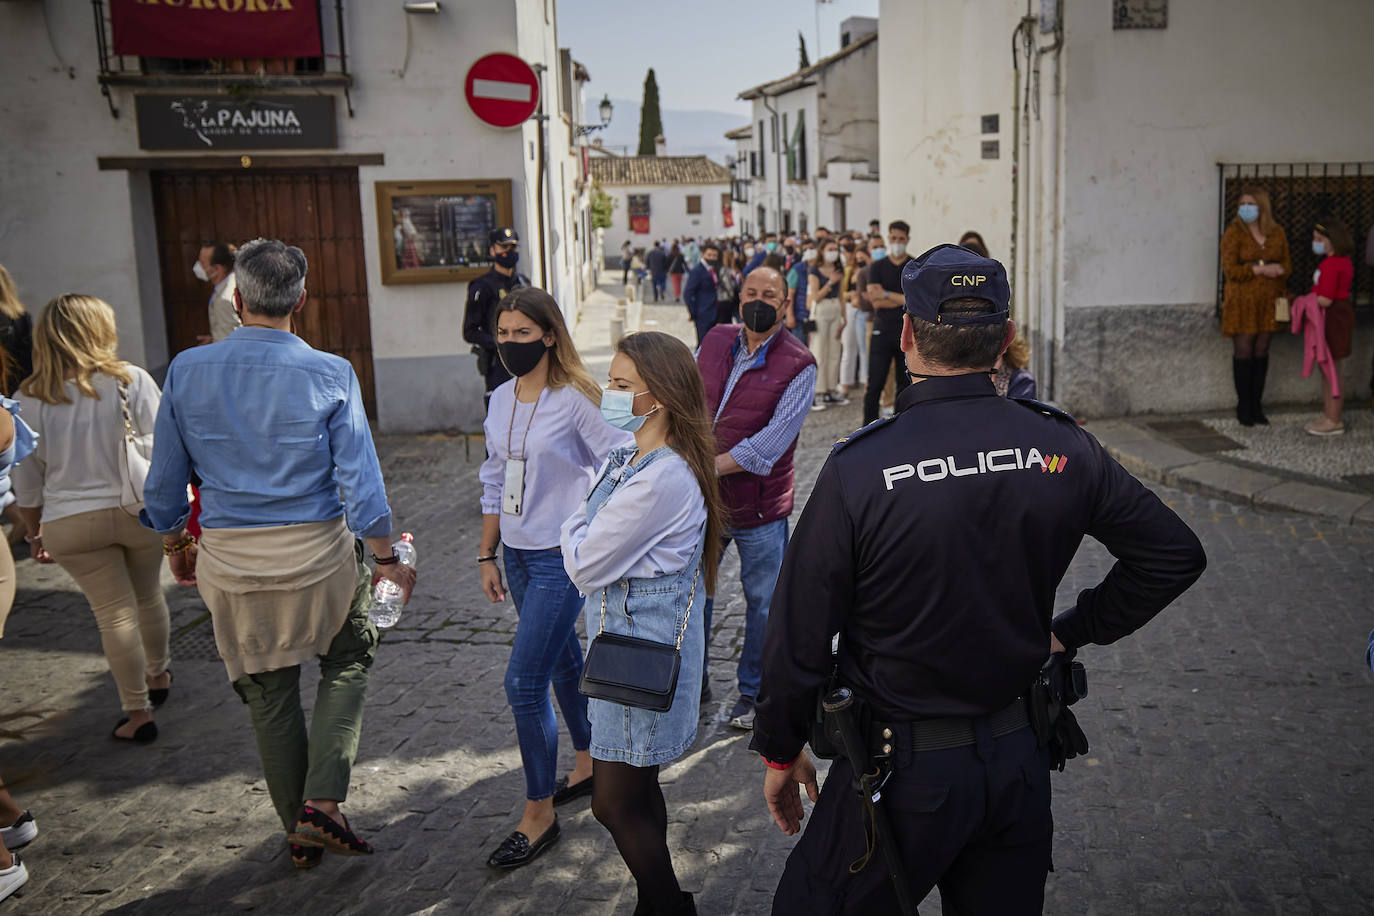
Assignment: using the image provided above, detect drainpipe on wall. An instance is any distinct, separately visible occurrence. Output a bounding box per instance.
[763,93,783,232]
[1037,1,1064,400]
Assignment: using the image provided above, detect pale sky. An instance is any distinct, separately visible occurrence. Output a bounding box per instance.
[556,0,880,116]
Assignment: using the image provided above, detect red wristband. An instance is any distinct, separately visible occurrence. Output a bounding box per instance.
[763,755,796,770]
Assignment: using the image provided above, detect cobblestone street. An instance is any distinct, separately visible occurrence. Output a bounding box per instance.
[1,289,1372,915]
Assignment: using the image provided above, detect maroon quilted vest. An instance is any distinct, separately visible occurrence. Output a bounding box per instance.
[697,324,816,529]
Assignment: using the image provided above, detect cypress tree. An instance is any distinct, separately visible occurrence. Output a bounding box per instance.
[637,68,664,156]
[798,31,810,68]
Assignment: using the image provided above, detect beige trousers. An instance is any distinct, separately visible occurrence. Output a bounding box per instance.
[43,507,170,712]
[809,297,845,395]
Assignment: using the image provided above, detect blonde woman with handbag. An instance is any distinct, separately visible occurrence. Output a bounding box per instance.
[13,295,171,744]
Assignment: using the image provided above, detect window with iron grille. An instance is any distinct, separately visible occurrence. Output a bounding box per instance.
[1216,163,1374,315]
[686,195,702,215]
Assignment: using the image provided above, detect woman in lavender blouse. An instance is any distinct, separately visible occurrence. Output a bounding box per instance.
[477,289,633,870]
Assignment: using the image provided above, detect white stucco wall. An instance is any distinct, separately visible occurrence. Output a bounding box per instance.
[0,0,590,433]
[598,182,730,255]
[816,163,879,233]
[876,0,1019,257]
[746,84,819,235]
[1060,0,1374,310]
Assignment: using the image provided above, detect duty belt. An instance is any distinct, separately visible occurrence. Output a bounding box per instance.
[871,698,1029,755]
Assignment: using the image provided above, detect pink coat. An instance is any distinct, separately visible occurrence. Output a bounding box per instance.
[1289,292,1340,397]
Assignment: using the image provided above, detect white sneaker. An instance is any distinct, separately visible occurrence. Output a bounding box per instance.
[0,812,35,850]
[810,399,827,411]
[0,854,27,904]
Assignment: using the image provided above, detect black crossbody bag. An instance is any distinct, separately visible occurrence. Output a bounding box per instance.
[579,565,699,713]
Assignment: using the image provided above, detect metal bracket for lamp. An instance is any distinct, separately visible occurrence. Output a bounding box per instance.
[575,95,613,136]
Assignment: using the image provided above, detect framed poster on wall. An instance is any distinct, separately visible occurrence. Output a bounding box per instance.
[375,179,513,284]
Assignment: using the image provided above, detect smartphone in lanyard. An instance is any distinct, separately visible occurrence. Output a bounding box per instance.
[502,458,526,516]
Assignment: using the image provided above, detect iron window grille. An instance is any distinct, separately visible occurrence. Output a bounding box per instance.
[91,0,353,117]
[1216,162,1373,316]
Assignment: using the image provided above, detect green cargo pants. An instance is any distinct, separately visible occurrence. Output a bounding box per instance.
[232,548,376,834]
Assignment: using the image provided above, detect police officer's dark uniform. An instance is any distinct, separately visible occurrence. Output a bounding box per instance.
[752,245,1207,914]
[462,226,530,399]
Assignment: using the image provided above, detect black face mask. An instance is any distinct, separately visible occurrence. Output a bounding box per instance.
[494,250,519,269]
[740,299,778,333]
[498,339,547,377]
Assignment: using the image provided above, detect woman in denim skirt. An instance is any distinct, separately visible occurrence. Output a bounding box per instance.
[562,332,724,916]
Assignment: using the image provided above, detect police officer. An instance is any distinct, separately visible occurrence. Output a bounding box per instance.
[463,227,530,405]
[751,244,1207,914]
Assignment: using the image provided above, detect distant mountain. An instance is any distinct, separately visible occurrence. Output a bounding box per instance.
[595,98,746,163]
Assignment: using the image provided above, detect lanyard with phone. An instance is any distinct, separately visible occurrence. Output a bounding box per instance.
[503,386,541,516]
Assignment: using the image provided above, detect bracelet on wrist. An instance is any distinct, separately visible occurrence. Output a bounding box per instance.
[763,755,797,771]
[373,554,400,566]
[162,535,195,556]
[477,554,498,564]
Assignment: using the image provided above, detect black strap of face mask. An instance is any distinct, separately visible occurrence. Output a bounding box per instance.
[904,369,997,382]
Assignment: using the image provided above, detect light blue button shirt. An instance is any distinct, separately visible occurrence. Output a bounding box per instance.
[142,327,391,538]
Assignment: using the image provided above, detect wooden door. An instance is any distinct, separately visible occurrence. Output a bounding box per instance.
[151,168,377,417]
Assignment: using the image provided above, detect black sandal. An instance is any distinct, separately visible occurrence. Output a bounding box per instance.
[111,718,158,744]
[287,805,373,856]
[290,843,323,869]
[149,669,174,708]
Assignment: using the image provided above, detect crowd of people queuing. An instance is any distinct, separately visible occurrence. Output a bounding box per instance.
[620,222,1042,420]
[0,193,1365,910]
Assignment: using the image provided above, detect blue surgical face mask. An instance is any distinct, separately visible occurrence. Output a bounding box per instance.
[1238,204,1259,224]
[1312,239,1327,256]
[600,388,657,432]
[870,247,887,261]
[765,241,778,253]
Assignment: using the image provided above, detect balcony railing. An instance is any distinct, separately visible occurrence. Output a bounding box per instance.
[92,0,352,115]
[1216,162,1373,314]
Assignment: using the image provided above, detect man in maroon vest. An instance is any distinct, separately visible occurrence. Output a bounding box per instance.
[697,266,818,729]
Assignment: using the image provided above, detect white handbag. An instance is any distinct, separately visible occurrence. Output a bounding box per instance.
[116,380,154,516]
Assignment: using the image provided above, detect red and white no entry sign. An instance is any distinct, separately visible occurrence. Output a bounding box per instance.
[464,53,540,128]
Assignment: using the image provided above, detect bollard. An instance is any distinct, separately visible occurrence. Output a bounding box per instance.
[610,298,628,346]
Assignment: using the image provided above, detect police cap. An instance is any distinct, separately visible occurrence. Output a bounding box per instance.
[902,243,1011,326]
[489,227,519,246]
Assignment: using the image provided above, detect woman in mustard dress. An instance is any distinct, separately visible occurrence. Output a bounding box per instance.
[1219,187,1290,425]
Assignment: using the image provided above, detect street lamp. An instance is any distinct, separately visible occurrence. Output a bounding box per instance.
[577,95,613,136]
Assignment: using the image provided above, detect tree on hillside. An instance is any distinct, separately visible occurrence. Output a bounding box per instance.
[637,68,664,156]
[798,31,810,68]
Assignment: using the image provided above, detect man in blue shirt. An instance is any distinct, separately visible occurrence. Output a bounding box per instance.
[785,244,815,346]
[743,232,777,277]
[143,238,415,868]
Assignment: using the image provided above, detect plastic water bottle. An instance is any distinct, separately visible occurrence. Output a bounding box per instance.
[369,533,416,628]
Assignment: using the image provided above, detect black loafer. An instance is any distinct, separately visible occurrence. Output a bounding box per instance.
[486,818,560,869]
[551,775,593,806]
[111,718,158,744]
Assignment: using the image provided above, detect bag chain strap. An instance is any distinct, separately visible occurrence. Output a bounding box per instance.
[118,381,137,443]
[598,562,700,651]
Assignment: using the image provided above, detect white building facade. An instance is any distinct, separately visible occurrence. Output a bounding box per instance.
[736,18,879,236]
[591,156,731,256]
[0,0,599,433]
[878,0,1374,416]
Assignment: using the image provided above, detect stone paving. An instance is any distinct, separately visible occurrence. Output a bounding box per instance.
[0,281,1372,914]
[1199,412,1373,486]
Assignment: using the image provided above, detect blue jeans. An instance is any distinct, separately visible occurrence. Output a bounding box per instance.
[701,518,789,701]
[503,547,591,801]
[651,273,667,301]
